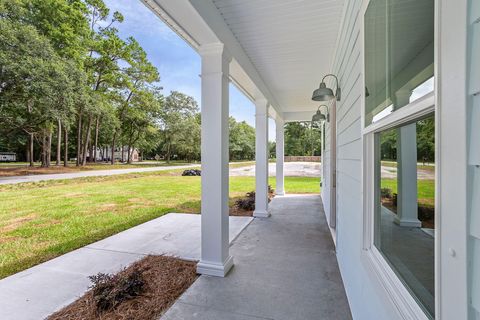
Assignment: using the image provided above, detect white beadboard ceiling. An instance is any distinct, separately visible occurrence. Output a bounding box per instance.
[212,0,345,113]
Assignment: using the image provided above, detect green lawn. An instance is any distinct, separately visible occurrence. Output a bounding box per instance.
[381,178,435,206]
[0,172,319,278]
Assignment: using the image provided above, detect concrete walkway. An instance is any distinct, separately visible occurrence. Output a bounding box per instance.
[0,164,199,185]
[162,195,352,320]
[0,213,253,320]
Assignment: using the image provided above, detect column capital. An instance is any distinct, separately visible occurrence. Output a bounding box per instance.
[199,43,231,60]
[254,98,269,115]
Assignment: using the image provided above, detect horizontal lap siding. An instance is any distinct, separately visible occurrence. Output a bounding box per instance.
[327,0,401,318]
[468,0,480,318]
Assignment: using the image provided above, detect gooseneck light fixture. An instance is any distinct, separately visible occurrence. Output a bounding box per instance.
[311,105,329,123]
[312,74,341,101]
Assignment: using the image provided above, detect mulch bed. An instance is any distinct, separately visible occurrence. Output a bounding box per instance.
[229,205,253,216]
[48,255,197,320]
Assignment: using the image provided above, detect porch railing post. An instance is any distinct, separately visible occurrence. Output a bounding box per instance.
[197,43,233,277]
[254,98,270,217]
[275,118,285,196]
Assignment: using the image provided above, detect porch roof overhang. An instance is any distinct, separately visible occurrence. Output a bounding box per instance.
[141,0,345,121]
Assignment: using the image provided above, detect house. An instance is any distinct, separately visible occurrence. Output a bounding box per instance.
[138,1,477,319]
[87,147,140,162]
[0,152,16,162]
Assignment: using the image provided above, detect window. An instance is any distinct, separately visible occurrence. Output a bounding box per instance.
[365,0,434,126]
[375,116,435,318]
[363,0,435,319]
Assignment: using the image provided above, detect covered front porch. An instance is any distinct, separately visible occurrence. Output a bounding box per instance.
[163,194,351,319]
[0,194,350,319]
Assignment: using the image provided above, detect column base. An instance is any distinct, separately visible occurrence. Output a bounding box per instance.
[394,217,422,228]
[275,192,285,196]
[197,255,234,277]
[253,210,271,218]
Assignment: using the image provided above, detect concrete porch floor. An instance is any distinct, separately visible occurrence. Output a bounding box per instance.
[162,194,352,320]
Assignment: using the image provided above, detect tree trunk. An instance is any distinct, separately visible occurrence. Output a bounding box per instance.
[46,130,52,167]
[81,116,92,166]
[121,146,125,163]
[41,132,47,167]
[28,133,34,167]
[64,127,68,167]
[93,117,99,163]
[111,137,116,165]
[127,145,131,164]
[166,143,171,163]
[76,111,83,166]
[56,119,62,166]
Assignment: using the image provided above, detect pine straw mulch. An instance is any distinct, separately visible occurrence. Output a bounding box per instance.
[47,255,198,320]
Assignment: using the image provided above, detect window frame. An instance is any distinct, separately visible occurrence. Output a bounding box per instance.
[360,0,439,319]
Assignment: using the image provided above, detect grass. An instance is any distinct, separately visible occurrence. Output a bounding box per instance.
[0,171,319,279]
[381,178,435,206]
[0,161,195,177]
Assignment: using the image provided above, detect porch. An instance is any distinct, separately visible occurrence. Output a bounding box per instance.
[0,194,350,320]
[162,194,351,320]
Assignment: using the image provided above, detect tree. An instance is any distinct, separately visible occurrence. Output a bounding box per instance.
[158,91,199,163]
[229,118,255,160]
[284,122,321,156]
[0,16,79,167]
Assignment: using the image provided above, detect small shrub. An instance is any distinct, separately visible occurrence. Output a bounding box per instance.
[392,193,398,207]
[380,188,393,199]
[418,205,435,221]
[89,270,145,313]
[235,186,276,211]
[182,169,201,176]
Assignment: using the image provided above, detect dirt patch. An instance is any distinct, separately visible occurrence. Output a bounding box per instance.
[229,206,253,216]
[48,255,197,320]
[0,214,37,232]
[0,236,20,244]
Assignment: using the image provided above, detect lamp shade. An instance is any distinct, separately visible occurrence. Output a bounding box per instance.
[312,82,335,101]
[311,110,326,122]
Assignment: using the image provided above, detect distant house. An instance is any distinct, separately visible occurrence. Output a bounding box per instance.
[0,152,16,162]
[87,147,140,162]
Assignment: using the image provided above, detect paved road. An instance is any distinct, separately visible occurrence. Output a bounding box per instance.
[0,162,322,185]
[0,164,199,185]
[229,161,321,177]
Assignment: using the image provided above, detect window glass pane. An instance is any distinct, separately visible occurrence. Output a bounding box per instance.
[374,115,435,318]
[365,0,434,126]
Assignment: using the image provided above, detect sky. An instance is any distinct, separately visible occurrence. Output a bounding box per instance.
[103,0,276,140]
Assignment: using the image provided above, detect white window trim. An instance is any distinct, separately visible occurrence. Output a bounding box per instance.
[360,0,437,319]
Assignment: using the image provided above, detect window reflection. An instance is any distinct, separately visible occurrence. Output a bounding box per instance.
[375,115,435,318]
[365,0,434,126]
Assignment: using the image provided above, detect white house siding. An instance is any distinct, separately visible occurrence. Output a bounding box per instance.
[468,1,480,318]
[323,0,403,318]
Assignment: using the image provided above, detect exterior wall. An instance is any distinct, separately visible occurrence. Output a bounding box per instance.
[468,1,480,318]
[323,0,403,318]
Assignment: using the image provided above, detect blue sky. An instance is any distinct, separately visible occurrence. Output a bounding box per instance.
[104,0,276,140]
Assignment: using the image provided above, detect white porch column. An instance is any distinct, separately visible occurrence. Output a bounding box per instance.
[275,118,285,196]
[394,90,421,227]
[197,43,233,277]
[254,98,270,217]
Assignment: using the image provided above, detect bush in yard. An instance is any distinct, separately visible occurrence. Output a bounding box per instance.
[381,188,393,199]
[235,186,275,211]
[89,270,145,313]
[182,169,201,176]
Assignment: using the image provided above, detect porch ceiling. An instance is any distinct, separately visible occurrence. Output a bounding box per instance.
[212,0,345,113]
[143,0,345,118]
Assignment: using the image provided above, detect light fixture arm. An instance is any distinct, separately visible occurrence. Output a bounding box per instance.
[319,74,341,101]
